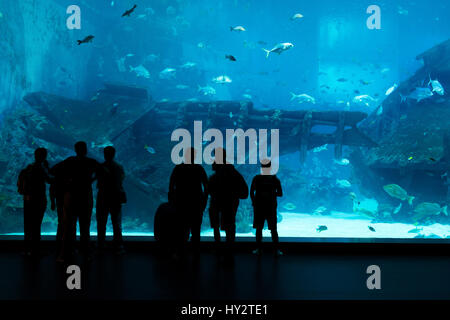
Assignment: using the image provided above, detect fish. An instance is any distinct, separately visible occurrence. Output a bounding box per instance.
[225,55,237,61]
[412,202,448,221]
[166,6,176,15]
[229,112,233,119]
[429,157,436,162]
[383,184,414,205]
[176,85,189,90]
[408,227,423,234]
[398,6,408,15]
[159,68,176,79]
[283,203,296,211]
[198,85,216,96]
[316,225,328,233]
[336,179,352,188]
[230,26,246,32]
[381,68,390,74]
[242,94,252,100]
[290,93,315,104]
[263,43,294,58]
[368,226,376,232]
[314,206,327,214]
[122,4,137,17]
[290,13,304,20]
[180,62,196,69]
[257,41,267,46]
[353,95,377,107]
[376,106,383,116]
[393,203,402,215]
[337,78,348,82]
[400,87,433,103]
[360,80,370,85]
[429,77,445,95]
[129,65,150,78]
[334,158,350,166]
[77,35,94,45]
[144,145,156,154]
[385,84,398,96]
[212,75,232,84]
[145,54,159,62]
[313,144,328,153]
[126,53,135,57]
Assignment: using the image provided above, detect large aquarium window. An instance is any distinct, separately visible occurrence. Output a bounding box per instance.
[0,0,449,240]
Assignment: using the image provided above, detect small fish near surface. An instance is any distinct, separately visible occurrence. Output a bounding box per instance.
[412,202,448,221]
[263,43,294,58]
[383,184,415,205]
[316,225,328,233]
[225,55,237,61]
[230,25,246,32]
[122,4,137,17]
[368,226,376,232]
[400,87,433,103]
[77,35,94,45]
[290,92,315,104]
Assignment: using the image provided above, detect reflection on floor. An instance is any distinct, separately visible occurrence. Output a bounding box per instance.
[1,243,450,300]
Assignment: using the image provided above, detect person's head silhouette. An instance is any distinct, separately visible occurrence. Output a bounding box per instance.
[261,158,272,175]
[184,147,197,164]
[214,147,226,165]
[74,141,87,157]
[34,148,47,164]
[104,146,116,162]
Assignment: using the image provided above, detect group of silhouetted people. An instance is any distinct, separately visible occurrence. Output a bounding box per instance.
[18,143,283,262]
[18,142,126,261]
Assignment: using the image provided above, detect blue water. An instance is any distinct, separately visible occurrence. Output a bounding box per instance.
[0,0,449,239]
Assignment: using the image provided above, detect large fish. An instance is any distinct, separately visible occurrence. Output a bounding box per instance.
[383,184,415,205]
[429,77,445,96]
[263,43,294,58]
[290,92,315,104]
[412,202,448,221]
[400,87,433,103]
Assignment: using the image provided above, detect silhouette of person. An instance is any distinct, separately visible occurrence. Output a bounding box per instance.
[49,160,67,253]
[250,159,283,256]
[96,146,126,254]
[208,148,248,247]
[169,147,208,251]
[19,148,52,256]
[57,141,102,262]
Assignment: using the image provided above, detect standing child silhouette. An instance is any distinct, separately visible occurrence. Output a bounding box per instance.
[250,159,283,256]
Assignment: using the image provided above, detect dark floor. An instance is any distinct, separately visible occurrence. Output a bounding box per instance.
[1,240,450,300]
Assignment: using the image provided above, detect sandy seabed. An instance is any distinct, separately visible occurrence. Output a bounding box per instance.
[4,212,450,239]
